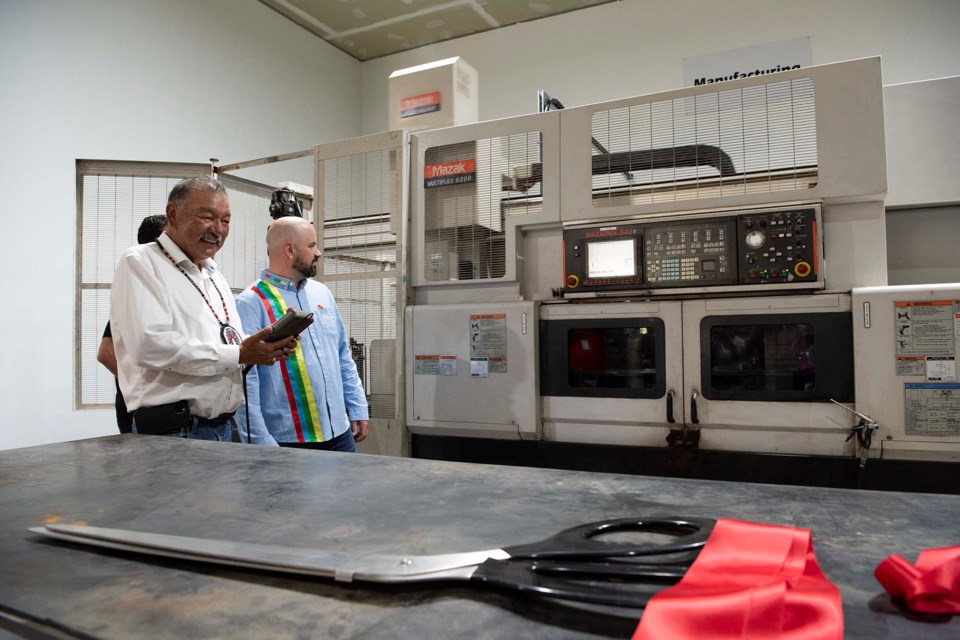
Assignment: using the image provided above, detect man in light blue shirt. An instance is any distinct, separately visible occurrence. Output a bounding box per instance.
[236,217,369,451]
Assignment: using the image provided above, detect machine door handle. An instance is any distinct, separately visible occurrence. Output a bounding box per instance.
[690,390,700,424]
[666,390,676,423]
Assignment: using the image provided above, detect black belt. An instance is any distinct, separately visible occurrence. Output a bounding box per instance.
[134,400,234,435]
[195,412,236,429]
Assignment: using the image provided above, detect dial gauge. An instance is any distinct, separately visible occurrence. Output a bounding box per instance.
[745,230,765,249]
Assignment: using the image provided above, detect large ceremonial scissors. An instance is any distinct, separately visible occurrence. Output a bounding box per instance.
[32,516,714,612]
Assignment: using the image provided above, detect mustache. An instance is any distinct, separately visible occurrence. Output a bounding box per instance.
[200,233,223,245]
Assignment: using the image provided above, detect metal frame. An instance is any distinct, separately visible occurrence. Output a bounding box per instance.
[74,160,210,410]
[315,131,408,457]
[558,57,886,223]
[409,111,561,289]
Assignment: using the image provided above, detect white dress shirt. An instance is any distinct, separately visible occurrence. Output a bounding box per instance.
[110,232,244,419]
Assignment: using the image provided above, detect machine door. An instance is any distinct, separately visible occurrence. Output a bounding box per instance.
[681,295,856,456]
[540,301,683,446]
[406,302,539,440]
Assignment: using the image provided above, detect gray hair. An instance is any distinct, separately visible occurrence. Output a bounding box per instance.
[167,176,226,204]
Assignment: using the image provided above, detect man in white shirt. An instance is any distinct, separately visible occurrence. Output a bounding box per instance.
[111,176,296,440]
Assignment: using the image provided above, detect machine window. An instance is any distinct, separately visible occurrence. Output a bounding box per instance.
[709,324,815,392]
[568,326,657,390]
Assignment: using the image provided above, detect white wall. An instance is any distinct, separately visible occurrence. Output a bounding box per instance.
[0,0,360,450]
[359,0,960,134]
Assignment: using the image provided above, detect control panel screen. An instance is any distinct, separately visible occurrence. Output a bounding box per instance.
[587,238,637,278]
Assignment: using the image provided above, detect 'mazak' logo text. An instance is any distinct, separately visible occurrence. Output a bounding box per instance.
[424,159,476,188]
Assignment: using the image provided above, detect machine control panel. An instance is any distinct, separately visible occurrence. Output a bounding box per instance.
[737,208,817,285]
[644,219,737,287]
[562,205,822,295]
[564,225,643,293]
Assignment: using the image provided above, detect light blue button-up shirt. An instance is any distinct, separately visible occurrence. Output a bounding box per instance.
[235,270,368,445]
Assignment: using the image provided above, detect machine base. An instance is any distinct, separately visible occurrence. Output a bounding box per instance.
[412,435,960,495]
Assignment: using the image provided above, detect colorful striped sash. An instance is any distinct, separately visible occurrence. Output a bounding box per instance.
[251,280,324,442]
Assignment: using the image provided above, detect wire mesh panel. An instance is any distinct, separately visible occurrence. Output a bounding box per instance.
[422,131,543,282]
[77,166,205,408]
[319,145,401,420]
[216,175,280,292]
[324,278,397,419]
[76,162,281,408]
[589,78,817,207]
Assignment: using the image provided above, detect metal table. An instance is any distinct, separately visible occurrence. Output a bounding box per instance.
[1,436,957,639]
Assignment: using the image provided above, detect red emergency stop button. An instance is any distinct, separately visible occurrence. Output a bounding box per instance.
[795,261,811,277]
[566,274,580,288]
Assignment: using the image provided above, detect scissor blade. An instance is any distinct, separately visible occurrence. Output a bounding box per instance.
[31,524,507,583]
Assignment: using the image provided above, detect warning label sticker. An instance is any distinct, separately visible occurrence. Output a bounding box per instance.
[414,355,458,375]
[904,382,960,436]
[894,300,955,358]
[470,314,507,373]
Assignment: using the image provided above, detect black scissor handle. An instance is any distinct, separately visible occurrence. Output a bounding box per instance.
[502,516,715,560]
[471,557,681,610]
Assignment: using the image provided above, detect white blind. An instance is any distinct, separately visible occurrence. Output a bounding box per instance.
[217,174,279,293]
[78,167,204,407]
[76,162,281,408]
[320,146,401,419]
[590,77,817,206]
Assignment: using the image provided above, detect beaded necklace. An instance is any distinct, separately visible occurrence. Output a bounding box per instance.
[155,239,242,345]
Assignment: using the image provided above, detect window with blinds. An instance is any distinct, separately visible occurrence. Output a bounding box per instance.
[320,147,400,420]
[76,161,278,409]
[589,77,817,206]
[422,131,543,282]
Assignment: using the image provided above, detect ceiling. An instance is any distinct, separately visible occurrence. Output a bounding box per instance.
[259,0,616,61]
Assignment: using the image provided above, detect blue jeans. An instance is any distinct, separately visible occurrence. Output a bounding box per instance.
[278,429,357,452]
[134,416,233,441]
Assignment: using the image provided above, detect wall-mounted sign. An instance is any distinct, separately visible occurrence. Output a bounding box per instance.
[683,37,811,87]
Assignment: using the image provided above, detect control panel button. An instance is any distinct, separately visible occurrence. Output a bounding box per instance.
[794,262,811,277]
[566,274,580,288]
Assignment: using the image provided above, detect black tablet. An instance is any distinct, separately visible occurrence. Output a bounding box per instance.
[266,308,314,342]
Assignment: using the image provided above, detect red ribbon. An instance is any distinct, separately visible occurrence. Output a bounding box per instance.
[874,545,960,614]
[633,518,843,640]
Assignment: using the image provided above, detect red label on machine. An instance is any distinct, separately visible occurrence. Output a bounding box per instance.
[423,159,476,188]
[585,228,637,238]
[400,91,441,118]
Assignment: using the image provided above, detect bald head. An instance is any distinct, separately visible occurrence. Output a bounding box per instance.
[266,217,321,282]
[267,217,313,253]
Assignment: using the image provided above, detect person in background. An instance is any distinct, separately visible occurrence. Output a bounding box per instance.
[110,176,296,440]
[236,216,369,451]
[97,214,168,433]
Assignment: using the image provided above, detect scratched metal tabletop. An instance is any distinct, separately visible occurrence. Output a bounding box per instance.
[0,435,957,639]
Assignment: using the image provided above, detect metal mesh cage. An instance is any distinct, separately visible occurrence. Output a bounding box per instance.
[216,175,282,293]
[422,131,543,282]
[76,164,283,408]
[77,167,203,408]
[320,147,400,420]
[589,77,817,206]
